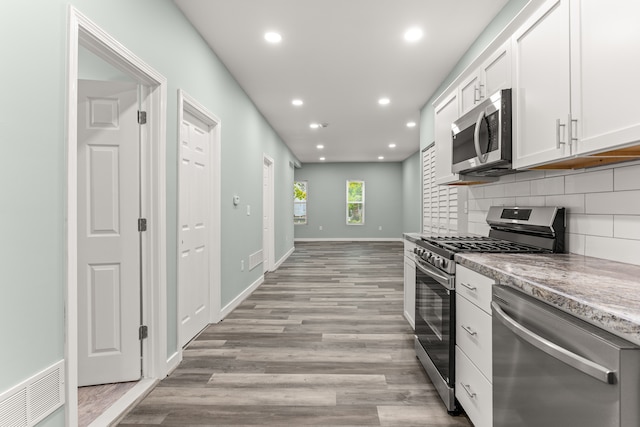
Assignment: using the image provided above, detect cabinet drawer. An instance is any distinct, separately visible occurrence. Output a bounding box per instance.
[456,265,494,314]
[456,294,492,379]
[456,347,492,427]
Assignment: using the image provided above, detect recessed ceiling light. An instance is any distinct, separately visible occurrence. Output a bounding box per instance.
[406,121,416,128]
[404,27,423,42]
[378,97,390,105]
[319,157,326,161]
[264,32,282,43]
[310,123,319,129]
[388,143,396,148]
[292,99,303,106]
[317,144,324,149]
[378,156,385,160]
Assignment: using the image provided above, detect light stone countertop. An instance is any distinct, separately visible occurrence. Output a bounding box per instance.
[455,252,640,346]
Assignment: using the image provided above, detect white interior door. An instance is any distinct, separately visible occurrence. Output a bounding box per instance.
[179,113,211,347]
[77,80,141,386]
[262,156,275,273]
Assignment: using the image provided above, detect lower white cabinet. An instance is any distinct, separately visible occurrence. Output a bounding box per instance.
[455,265,493,427]
[456,347,493,427]
[403,239,416,329]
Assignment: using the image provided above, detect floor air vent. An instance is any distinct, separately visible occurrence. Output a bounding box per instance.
[0,360,64,427]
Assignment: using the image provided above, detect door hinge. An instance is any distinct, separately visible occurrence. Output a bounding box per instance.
[139,325,148,340]
[138,218,147,232]
[138,110,147,125]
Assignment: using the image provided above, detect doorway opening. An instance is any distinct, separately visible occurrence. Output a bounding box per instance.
[66,6,167,426]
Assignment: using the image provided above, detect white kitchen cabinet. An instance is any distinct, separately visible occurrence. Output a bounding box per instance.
[456,347,492,427]
[455,265,494,427]
[434,90,459,185]
[512,0,572,169]
[459,41,512,116]
[514,0,640,169]
[403,239,416,329]
[570,0,640,156]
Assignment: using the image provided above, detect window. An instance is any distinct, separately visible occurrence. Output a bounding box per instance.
[346,180,365,225]
[294,181,307,224]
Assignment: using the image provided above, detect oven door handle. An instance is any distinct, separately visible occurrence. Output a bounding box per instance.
[491,301,616,384]
[415,257,453,289]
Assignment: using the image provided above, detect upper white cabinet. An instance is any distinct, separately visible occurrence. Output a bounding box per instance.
[514,0,640,169]
[570,0,640,156]
[434,90,459,184]
[512,0,572,169]
[459,42,512,116]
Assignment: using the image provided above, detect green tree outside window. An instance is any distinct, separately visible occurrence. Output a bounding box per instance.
[347,180,364,225]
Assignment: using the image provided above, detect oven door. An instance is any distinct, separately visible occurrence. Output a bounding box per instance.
[414,257,455,386]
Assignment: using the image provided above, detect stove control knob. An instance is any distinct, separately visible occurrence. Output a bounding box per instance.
[440,258,448,269]
[430,254,439,266]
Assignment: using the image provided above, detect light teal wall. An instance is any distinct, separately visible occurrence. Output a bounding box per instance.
[294,163,403,239]
[1,2,297,423]
[419,0,529,150]
[402,151,422,233]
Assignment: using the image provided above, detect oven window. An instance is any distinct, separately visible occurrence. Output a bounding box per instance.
[415,265,454,383]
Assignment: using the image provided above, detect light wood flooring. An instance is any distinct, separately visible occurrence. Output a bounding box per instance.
[119,241,471,426]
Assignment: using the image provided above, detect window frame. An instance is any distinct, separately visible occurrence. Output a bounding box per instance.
[346,179,365,225]
[294,180,308,225]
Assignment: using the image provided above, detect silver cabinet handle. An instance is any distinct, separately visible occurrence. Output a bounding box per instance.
[461,325,477,336]
[459,282,477,291]
[570,114,578,147]
[556,118,566,148]
[478,83,485,100]
[491,301,616,384]
[460,382,476,399]
[474,85,480,103]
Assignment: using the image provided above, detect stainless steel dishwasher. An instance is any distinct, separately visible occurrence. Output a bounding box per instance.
[492,285,640,427]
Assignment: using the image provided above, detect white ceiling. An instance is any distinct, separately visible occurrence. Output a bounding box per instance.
[174,0,509,163]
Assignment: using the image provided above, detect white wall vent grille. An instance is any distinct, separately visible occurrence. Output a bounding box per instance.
[249,249,264,270]
[0,360,64,427]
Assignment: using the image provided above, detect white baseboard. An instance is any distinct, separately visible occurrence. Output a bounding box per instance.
[274,245,294,270]
[220,274,264,320]
[294,237,403,242]
[166,350,182,376]
[89,378,157,427]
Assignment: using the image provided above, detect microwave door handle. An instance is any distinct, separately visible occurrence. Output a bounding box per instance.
[473,110,488,164]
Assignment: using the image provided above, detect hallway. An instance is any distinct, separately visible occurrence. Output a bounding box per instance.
[119,241,471,426]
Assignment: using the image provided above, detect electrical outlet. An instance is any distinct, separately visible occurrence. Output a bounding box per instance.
[319,225,323,231]
[246,205,251,215]
[379,226,383,231]
[241,260,245,271]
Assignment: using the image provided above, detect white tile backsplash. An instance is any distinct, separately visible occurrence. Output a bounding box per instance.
[585,236,640,266]
[465,162,640,265]
[614,215,640,240]
[565,169,613,194]
[614,164,640,191]
[586,190,640,215]
[530,176,565,196]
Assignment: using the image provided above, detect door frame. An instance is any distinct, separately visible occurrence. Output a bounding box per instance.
[262,154,276,272]
[65,6,167,426]
[177,89,222,352]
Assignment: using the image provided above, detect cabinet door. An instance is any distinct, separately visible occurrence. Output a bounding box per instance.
[403,256,416,329]
[434,90,459,184]
[481,41,511,98]
[459,73,481,116]
[571,0,640,155]
[512,0,572,169]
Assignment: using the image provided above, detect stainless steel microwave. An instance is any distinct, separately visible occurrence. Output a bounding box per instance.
[451,88,513,176]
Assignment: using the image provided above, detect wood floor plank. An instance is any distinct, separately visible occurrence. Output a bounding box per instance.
[119,242,471,426]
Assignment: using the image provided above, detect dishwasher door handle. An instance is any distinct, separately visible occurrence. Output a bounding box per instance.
[491,301,616,384]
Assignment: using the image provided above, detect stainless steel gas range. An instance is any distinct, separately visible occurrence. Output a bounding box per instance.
[413,206,565,414]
